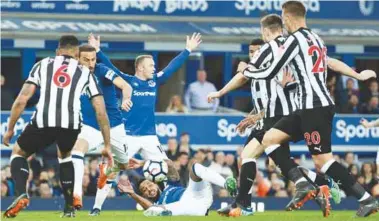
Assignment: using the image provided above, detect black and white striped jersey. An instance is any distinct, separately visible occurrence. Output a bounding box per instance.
[249,36,298,120]
[243,28,334,110]
[26,55,102,130]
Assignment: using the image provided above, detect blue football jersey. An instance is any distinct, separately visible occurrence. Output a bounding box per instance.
[156,184,186,205]
[81,63,123,129]
[96,49,191,136]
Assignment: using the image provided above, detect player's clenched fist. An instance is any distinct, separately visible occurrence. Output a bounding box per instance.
[207,91,222,103]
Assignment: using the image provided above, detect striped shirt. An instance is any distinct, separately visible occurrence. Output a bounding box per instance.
[250,36,298,120]
[243,28,334,110]
[27,55,102,129]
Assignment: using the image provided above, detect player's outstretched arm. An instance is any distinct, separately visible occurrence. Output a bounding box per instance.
[328,58,377,81]
[88,33,127,77]
[157,33,202,84]
[117,179,153,210]
[3,83,37,146]
[207,71,248,103]
[361,118,379,128]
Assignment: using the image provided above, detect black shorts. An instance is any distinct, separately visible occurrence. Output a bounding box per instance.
[244,116,283,146]
[273,106,335,155]
[17,123,80,155]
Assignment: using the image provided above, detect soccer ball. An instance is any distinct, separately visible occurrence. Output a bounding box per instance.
[143,160,168,183]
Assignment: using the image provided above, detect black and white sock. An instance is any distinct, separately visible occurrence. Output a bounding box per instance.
[235,158,256,208]
[10,155,29,196]
[321,159,370,201]
[59,157,75,208]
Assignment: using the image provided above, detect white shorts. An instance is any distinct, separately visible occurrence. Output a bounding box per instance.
[164,179,213,216]
[126,135,167,161]
[78,124,129,164]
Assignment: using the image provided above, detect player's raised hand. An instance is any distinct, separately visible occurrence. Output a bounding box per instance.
[101,146,114,168]
[88,33,100,52]
[358,70,377,81]
[207,91,222,103]
[2,130,14,147]
[117,178,135,195]
[121,98,133,112]
[186,32,202,51]
[128,158,144,169]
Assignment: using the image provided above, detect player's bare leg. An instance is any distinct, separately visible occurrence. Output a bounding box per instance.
[71,138,89,210]
[3,143,30,218]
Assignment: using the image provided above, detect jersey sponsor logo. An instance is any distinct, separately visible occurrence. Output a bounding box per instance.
[133,91,156,96]
[148,80,156,87]
[217,118,252,142]
[336,119,379,142]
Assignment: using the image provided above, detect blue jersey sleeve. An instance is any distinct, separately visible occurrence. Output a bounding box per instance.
[156,49,190,84]
[97,64,119,82]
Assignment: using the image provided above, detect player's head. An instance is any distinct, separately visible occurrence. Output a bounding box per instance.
[260,14,283,42]
[56,35,79,59]
[249,38,265,58]
[78,45,97,73]
[281,1,307,33]
[138,179,161,202]
[197,70,207,83]
[135,55,155,80]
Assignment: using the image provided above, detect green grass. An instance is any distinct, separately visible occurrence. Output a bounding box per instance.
[2,211,378,221]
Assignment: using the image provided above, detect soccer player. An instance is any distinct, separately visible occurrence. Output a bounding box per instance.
[70,44,133,210]
[2,35,113,218]
[87,33,202,215]
[118,158,237,216]
[240,1,378,217]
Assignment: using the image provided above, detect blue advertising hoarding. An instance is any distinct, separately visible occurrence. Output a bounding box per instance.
[1,112,378,152]
[1,0,379,20]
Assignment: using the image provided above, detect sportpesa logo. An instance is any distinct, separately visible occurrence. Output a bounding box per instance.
[133,91,156,96]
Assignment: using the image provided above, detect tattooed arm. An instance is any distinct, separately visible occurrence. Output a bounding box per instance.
[3,83,37,146]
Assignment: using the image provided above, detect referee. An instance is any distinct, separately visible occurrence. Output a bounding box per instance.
[3,35,113,218]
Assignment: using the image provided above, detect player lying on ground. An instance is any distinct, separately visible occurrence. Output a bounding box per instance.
[117,159,237,216]
[86,33,202,216]
[70,44,133,210]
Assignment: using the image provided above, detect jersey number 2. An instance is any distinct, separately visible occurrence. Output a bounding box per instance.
[308,45,327,73]
[53,65,71,88]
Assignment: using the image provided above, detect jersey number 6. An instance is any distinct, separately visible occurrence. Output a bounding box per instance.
[53,65,71,88]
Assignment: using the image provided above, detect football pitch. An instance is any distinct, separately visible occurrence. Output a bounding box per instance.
[3,211,378,221]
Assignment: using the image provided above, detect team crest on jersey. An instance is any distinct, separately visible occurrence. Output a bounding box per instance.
[133,82,139,87]
[148,80,156,87]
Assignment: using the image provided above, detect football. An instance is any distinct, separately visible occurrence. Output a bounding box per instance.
[143,160,168,183]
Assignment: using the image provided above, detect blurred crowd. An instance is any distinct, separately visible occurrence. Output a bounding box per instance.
[327,72,379,114]
[2,132,378,199]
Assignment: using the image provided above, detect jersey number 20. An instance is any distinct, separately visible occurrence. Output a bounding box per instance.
[53,65,71,88]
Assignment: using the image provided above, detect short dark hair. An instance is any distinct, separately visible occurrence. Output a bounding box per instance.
[178,152,189,158]
[58,35,79,49]
[250,38,265,46]
[79,45,96,55]
[282,1,306,18]
[260,14,283,32]
[180,132,189,137]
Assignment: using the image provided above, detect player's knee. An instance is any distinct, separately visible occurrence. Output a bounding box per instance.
[72,139,88,153]
[312,153,333,172]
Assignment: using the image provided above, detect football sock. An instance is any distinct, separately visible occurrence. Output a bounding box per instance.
[59,157,75,208]
[235,159,256,208]
[192,163,225,188]
[10,155,29,196]
[72,151,84,197]
[93,180,114,210]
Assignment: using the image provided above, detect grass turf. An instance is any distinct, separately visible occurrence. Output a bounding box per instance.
[2,210,378,221]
